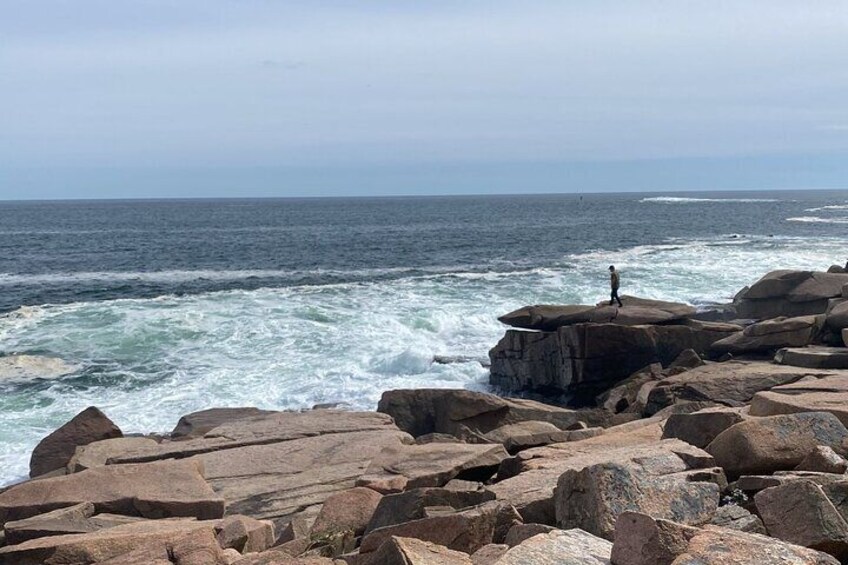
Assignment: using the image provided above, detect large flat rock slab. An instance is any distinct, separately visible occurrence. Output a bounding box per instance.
[776,347,848,370]
[0,459,224,527]
[645,361,841,414]
[711,316,822,355]
[194,429,411,529]
[356,443,507,492]
[110,410,399,464]
[748,372,848,426]
[0,518,217,565]
[671,525,840,564]
[499,296,696,331]
[750,391,848,427]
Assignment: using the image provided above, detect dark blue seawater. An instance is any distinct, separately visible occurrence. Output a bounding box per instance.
[0,189,846,484]
[1,190,846,313]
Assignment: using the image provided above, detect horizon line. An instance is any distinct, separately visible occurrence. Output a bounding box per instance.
[1,186,846,204]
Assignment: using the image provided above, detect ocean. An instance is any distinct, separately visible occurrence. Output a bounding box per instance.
[1,190,846,484]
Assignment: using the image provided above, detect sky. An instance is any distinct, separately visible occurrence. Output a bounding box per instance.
[1,1,847,199]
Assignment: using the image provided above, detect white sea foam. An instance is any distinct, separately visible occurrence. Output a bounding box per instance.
[786,216,848,224]
[0,234,845,484]
[640,197,781,203]
[804,204,848,212]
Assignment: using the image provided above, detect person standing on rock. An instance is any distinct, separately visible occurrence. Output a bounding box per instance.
[609,265,623,307]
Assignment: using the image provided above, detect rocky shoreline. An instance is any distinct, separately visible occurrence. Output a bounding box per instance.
[3,267,848,564]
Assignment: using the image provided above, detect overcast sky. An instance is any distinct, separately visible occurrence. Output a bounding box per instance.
[1,1,847,199]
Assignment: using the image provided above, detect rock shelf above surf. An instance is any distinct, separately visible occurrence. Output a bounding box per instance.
[498,296,697,331]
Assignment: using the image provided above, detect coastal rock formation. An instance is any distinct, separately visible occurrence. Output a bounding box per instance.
[554,457,720,540]
[735,270,848,320]
[755,480,848,558]
[749,374,848,425]
[0,459,225,527]
[775,346,848,369]
[8,267,848,563]
[644,361,834,414]
[171,407,278,439]
[377,388,581,439]
[356,442,508,492]
[498,296,696,331]
[710,315,823,355]
[29,406,122,478]
[489,321,738,402]
[705,412,848,476]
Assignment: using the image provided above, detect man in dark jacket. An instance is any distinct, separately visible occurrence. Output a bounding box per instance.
[609,265,623,307]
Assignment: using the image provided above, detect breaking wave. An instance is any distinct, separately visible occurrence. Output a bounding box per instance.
[786,216,848,224]
[640,197,781,204]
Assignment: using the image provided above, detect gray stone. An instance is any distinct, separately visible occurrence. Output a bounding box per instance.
[498,297,696,331]
[67,437,159,472]
[359,501,509,555]
[672,525,841,564]
[490,322,737,401]
[646,361,835,415]
[362,536,473,565]
[736,271,848,320]
[827,302,848,331]
[377,389,580,440]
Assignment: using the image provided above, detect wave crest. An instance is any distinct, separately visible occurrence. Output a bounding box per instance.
[640,197,780,203]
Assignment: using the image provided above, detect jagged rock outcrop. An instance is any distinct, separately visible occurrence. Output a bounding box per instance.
[489,321,738,403]
[611,514,839,565]
[29,406,122,478]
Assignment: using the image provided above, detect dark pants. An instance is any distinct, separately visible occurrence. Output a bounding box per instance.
[610,288,622,307]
